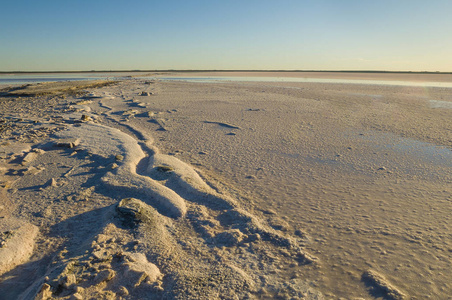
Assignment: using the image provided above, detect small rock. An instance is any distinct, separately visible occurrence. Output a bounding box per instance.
[155,165,173,173]
[123,252,162,287]
[246,233,261,243]
[80,115,93,122]
[31,148,46,154]
[116,198,157,227]
[262,209,277,215]
[294,229,307,238]
[94,269,116,284]
[140,91,152,96]
[279,249,291,257]
[48,178,57,187]
[151,281,164,292]
[92,250,109,260]
[81,115,92,122]
[21,152,38,165]
[118,286,129,296]
[59,273,77,289]
[74,186,95,201]
[296,250,318,265]
[117,198,142,218]
[35,283,52,300]
[123,109,139,116]
[56,138,80,149]
[70,293,83,300]
[268,218,290,232]
[96,234,110,244]
[115,154,124,161]
[215,229,245,246]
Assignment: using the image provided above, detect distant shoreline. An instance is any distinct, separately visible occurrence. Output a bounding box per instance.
[3,70,452,84]
[1,70,452,75]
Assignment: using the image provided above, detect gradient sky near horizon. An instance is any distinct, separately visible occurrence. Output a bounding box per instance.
[1,0,452,72]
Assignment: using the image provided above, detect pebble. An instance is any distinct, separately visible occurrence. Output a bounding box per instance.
[35,283,52,300]
[56,138,80,149]
[118,286,129,296]
[215,229,245,246]
[70,293,83,300]
[31,148,46,154]
[21,152,38,165]
[94,269,116,284]
[81,115,92,122]
[296,250,319,265]
[47,178,57,187]
[59,273,76,289]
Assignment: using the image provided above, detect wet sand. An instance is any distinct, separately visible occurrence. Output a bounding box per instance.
[0,74,451,299]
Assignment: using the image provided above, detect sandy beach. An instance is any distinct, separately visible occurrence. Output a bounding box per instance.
[0,73,451,299]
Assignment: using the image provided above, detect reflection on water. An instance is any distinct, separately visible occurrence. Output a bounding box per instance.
[2,73,452,88]
[0,73,131,85]
[0,77,97,84]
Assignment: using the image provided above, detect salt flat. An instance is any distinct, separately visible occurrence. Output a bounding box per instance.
[0,73,450,299]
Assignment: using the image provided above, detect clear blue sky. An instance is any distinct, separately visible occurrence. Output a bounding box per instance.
[1,0,451,71]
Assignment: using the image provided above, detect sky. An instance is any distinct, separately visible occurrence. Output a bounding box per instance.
[1,0,452,72]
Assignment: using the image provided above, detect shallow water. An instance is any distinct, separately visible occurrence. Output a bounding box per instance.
[157,75,452,88]
[0,73,131,85]
[3,73,452,89]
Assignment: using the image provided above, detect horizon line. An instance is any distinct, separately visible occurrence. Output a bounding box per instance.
[1,69,452,75]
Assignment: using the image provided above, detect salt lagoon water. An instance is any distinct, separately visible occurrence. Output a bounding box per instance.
[3,72,452,88]
[0,72,133,85]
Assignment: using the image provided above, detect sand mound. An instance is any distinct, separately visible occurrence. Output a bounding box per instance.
[56,123,187,218]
